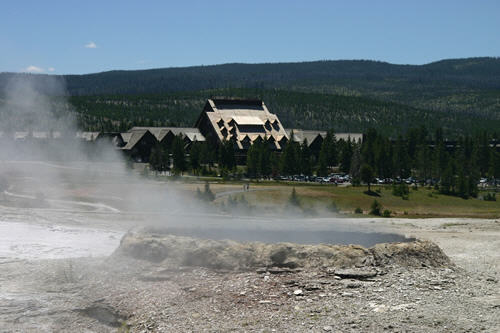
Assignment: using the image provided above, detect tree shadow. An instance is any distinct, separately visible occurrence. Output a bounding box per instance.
[364,190,380,197]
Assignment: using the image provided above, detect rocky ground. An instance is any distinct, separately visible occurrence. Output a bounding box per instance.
[1,161,499,332]
[1,217,499,332]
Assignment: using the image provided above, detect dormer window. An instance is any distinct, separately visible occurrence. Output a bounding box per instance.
[272,120,280,131]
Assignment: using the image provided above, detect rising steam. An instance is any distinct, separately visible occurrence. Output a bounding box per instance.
[0,74,196,220]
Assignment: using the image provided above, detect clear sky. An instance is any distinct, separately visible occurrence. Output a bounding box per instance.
[1,0,499,74]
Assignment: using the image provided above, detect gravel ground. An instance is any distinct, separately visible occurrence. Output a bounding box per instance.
[0,215,499,332]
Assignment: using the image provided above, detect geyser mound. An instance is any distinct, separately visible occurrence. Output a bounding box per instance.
[114,229,451,271]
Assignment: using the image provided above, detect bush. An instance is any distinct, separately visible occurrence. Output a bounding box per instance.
[196,181,215,202]
[354,207,363,214]
[483,193,496,201]
[352,177,361,187]
[288,187,301,207]
[370,199,383,216]
[328,200,339,213]
[382,209,392,217]
[392,183,409,198]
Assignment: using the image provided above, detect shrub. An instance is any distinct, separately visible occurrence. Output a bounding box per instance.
[354,207,363,214]
[370,199,383,216]
[196,182,215,201]
[392,183,409,198]
[328,200,339,213]
[483,193,496,201]
[382,209,392,217]
[352,177,361,187]
[288,187,301,207]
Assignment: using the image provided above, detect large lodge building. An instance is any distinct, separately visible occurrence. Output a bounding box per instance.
[1,98,363,163]
[114,98,362,163]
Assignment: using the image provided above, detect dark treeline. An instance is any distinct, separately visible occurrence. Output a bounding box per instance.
[356,127,500,198]
[149,134,233,176]
[149,127,500,200]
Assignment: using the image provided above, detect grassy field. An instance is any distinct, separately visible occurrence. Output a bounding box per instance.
[186,180,500,219]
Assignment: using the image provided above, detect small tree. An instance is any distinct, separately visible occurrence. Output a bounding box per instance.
[288,187,301,207]
[328,200,339,213]
[360,163,375,192]
[203,181,215,201]
[196,181,215,201]
[392,182,409,199]
[370,199,382,216]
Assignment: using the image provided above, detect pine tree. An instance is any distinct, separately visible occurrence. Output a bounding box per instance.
[339,139,353,174]
[281,140,300,175]
[260,139,272,177]
[246,143,260,178]
[350,144,362,184]
[360,163,375,192]
[300,139,312,176]
[189,142,201,174]
[393,135,410,179]
[172,134,186,174]
[219,139,236,170]
[440,160,455,195]
[317,143,328,176]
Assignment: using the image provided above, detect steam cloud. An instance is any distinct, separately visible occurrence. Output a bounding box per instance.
[0,75,196,221]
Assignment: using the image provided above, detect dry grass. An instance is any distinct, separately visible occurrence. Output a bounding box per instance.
[182,182,500,218]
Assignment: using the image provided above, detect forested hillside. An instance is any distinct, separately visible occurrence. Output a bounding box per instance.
[1,57,500,109]
[2,57,500,136]
[70,89,500,136]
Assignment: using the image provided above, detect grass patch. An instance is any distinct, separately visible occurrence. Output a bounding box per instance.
[178,180,500,218]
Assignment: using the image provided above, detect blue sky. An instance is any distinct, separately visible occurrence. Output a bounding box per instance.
[1,0,499,74]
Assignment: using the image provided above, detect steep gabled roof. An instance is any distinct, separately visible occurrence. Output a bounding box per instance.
[120,132,133,144]
[286,129,327,145]
[121,129,151,150]
[198,98,288,149]
[129,127,205,142]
